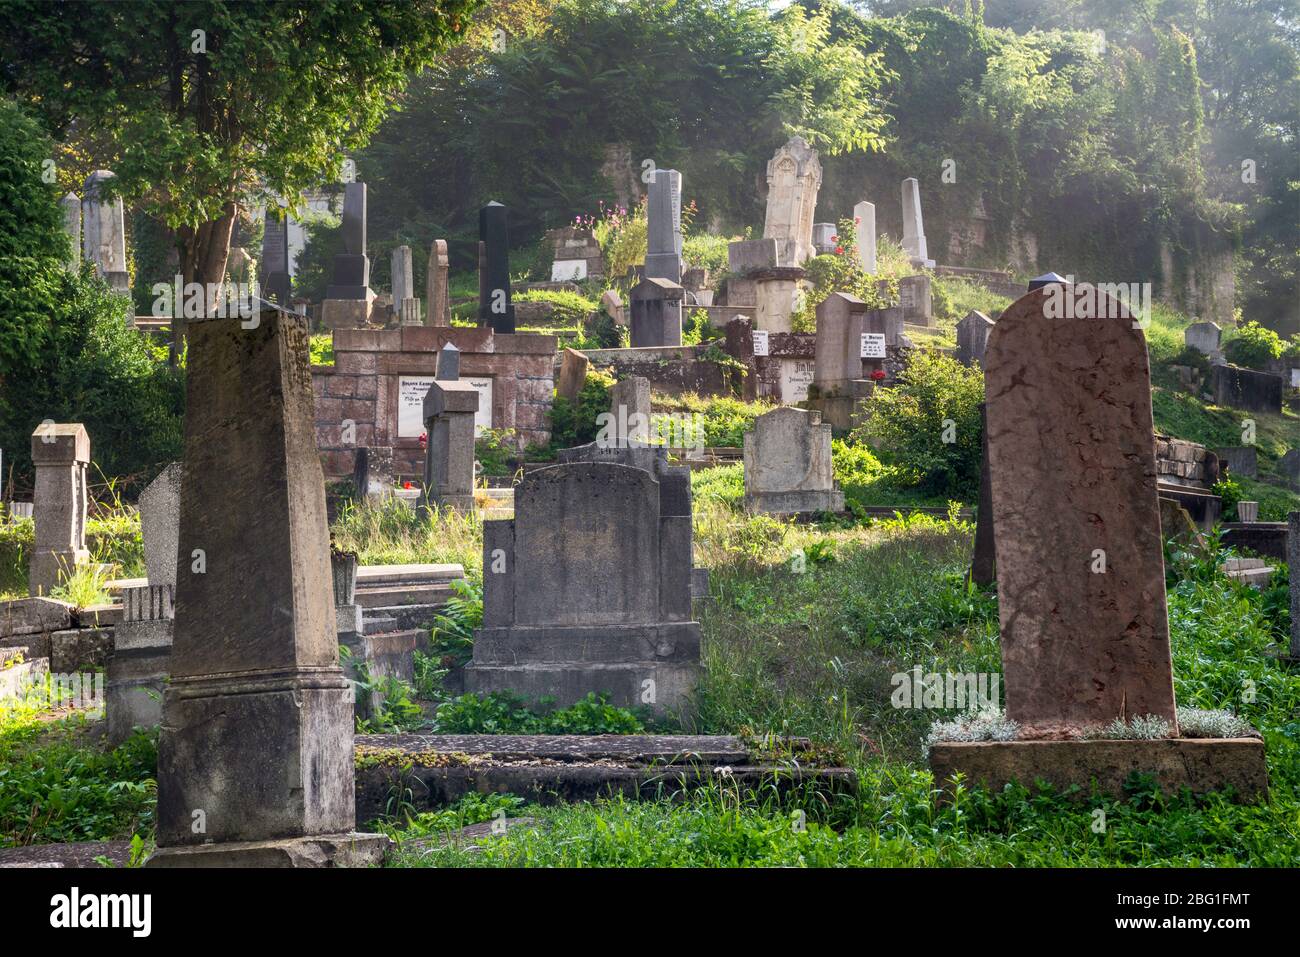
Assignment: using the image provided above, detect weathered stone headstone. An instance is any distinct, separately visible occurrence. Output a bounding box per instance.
[607,376,652,446]
[556,348,590,405]
[479,201,515,334]
[421,343,478,512]
[753,269,804,334]
[600,288,625,326]
[1215,446,1257,479]
[260,213,292,306]
[728,238,780,274]
[853,201,876,274]
[1211,364,1282,413]
[811,291,880,426]
[390,244,419,324]
[1281,449,1300,491]
[743,407,843,516]
[645,169,683,284]
[465,460,701,715]
[763,137,822,267]
[985,286,1176,736]
[28,424,90,597]
[550,226,604,282]
[955,310,994,368]
[900,177,933,268]
[1184,321,1222,356]
[148,307,386,867]
[60,192,80,270]
[898,274,932,325]
[630,277,684,347]
[426,239,450,326]
[81,171,129,292]
[139,463,183,589]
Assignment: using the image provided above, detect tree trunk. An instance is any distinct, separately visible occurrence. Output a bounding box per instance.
[170,201,238,366]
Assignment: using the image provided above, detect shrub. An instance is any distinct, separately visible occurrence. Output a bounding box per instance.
[513,288,598,328]
[855,350,984,498]
[548,367,616,449]
[1224,321,1285,369]
[433,691,648,735]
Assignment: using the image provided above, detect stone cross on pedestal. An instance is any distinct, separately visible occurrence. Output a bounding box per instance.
[147,307,387,867]
[421,343,478,512]
[479,202,515,334]
[985,284,1177,737]
[28,423,90,596]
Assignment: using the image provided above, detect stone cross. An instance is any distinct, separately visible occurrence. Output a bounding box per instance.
[148,307,385,866]
[426,239,450,326]
[60,192,80,270]
[629,277,684,347]
[900,177,933,268]
[478,202,515,333]
[81,171,129,292]
[853,201,876,273]
[955,310,994,368]
[28,423,90,597]
[763,137,822,267]
[743,407,843,516]
[985,284,1177,738]
[645,168,683,283]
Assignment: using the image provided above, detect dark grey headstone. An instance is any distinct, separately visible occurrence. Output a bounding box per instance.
[478,202,515,333]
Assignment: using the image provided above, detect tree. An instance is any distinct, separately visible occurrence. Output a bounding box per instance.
[0,0,484,317]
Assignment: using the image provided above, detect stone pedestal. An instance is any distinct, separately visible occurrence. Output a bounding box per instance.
[752,267,806,334]
[148,308,384,867]
[421,379,479,512]
[630,277,684,347]
[29,423,90,596]
[106,584,174,745]
[321,296,374,329]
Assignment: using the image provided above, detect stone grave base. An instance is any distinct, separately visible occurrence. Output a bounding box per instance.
[929,737,1268,803]
[146,832,391,868]
[465,658,701,719]
[105,646,170,745]
[321,297,375,330]
[745,488,845,517]
[804,394,868,432]
[354,734,856,822]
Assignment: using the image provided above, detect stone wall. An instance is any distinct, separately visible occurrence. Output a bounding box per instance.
[581,344,734,397]
[312,327,557,481]
[1154,435,1213,489]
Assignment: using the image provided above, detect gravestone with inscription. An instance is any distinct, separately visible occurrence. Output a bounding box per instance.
[391,245,419,324]
[28,423,90,597]
[81,171,129,293]
[956,310,994,368]
[465,461,701,716]
[900,177,933,268]
[898,274,932,325]
[763,137,822,267]
[645,169,683,284]
[148,307,387,866]
[260,213,292,306]
[322,182,375,328]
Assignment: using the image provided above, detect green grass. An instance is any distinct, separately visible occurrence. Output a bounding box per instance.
[309,333,334,366]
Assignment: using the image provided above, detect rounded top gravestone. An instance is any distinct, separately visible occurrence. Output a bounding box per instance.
[984,285,1178,739]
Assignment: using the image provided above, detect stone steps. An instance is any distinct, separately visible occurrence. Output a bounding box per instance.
[353,733,857,821]
[1221,557,1276,589]
[356,583,455,609]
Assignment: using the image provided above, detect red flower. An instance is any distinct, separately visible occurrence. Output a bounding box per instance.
[831,235,839,242]
[870,369,886,380]
[854,217,861,224]
[403,481,413,490]
[835,246,844,255]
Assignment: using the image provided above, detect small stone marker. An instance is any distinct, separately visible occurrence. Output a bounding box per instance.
[148,307,385,867]
[608,376,652,446]
[955,310,994,368]
[811,222,836,255]
[985,284,1177,737]
[1184,321,1222,356]
[853,201,876,273]
[763,137,822,267]
[426,239,450,326]
[556,348,590,405]
[743,407,843,516]
[28,423,90,596]
[479,201,515,334]
[898,274,932,325]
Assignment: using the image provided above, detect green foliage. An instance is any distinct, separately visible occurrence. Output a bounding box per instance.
[292,209,343,303]
[691,464,744,509]
[474,428,519,477]
[309,333,336,367]
[548,367,616,449]
[377,792,525,841]
[434,691,648,735]
[655,393,774,448]
[428,578,483,672]
[1225,321,1286,369]
[513,288,598,328]
[856,349,984,498]
[682,233,733,273]
[329,496,484,574]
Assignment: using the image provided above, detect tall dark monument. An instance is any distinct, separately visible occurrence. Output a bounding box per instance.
[260,213,292,306]
[478,201,515,334]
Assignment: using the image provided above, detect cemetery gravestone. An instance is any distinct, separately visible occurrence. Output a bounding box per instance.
[811,292,874,429]
[853,201,876,274]
[28,423,90,597]
[260,213,292,306]
[645,169,683,283]
[630,277,684,347]
[743,407,843,516]
[148,307,386,867]
[955,310,994,368]
[1215,446,1257,479]
[557,348,590,405]
[426,239,451,326]
[1184,321,1222,356]
[421,343,479,512]
[1211,364,1282,413]
[812,222,837,255]
[763,137,822,267]
[465,461,701,715]
[898,274,933,326]
[322,182,375,328]
[1281,449,1300,491]
[608,376,652,446]
[81,171,129,293]
[931,285,1267,801]
[479,202,515,334]
[391,245,419,324]
[900,177,934,268]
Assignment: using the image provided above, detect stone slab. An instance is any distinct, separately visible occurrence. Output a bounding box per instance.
[146,832,390,868]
